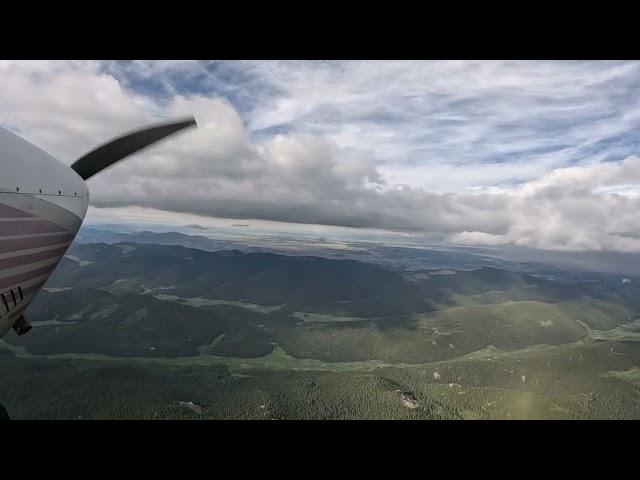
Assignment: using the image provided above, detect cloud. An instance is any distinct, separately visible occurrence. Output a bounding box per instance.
[450,157,640,252]
[2,61,640,253]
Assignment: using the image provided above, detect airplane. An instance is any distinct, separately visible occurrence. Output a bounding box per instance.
[0,117,197,340]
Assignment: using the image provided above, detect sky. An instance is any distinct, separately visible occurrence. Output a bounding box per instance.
[1,60,640,252]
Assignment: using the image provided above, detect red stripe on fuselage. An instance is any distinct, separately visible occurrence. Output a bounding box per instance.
[0,263,59,289]
[0,203,36,218]
[0,220,66,236]
[0,233,74,254]
[0,245,68,271]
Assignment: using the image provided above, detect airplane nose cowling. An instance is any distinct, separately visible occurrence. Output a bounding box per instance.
[0,126,89,338]
[0,126,89,224]
[0,117,195,339]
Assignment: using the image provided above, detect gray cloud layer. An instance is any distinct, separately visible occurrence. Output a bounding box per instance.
[1,61,640,252]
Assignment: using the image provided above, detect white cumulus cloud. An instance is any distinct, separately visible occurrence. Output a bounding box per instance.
[1,60,640,253]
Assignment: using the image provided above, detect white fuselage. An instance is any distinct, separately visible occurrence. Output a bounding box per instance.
[0,127,89,337]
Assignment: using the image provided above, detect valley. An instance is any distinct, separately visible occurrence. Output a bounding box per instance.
[1,235,640,420]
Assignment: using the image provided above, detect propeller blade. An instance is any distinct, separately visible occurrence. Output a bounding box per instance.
[70,116,197,180]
